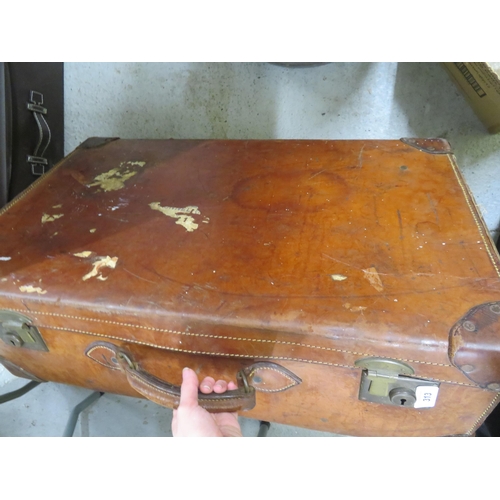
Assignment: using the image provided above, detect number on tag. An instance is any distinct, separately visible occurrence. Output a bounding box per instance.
[414,386,439,409]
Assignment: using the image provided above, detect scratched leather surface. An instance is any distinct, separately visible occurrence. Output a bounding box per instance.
[1,138,500,435]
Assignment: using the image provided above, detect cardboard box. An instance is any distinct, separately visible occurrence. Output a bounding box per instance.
[443,62,500,134]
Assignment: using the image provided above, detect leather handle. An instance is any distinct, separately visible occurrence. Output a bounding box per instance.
[117,350,256,412]
[85,341,302,412]
[85,342,256,412]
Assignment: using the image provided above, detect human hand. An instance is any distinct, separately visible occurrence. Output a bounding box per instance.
[171,367,243,437]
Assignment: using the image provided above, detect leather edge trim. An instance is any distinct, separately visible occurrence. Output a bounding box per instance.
[0,148,76,219]
[77,137,120,149]
[465,393,500,436]
[448,154,500,278]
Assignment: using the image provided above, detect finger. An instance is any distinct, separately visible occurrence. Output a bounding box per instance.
[199,376,216,394]
[227,381,237,391]
[179,367,200,408]
[213,380,228,393]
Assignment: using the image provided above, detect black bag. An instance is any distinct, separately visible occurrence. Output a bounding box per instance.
[0,62,64,207]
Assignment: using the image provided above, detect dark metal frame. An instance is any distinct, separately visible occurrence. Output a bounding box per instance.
[0,381,103,437]
[0,381,271,436]
[0,380,40,404]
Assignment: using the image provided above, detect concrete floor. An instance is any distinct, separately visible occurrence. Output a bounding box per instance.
[1,62,500,436]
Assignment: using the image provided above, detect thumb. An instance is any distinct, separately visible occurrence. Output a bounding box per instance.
[179,367,200,409]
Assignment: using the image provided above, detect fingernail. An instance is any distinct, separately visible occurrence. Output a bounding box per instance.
[183,367,190,373]
[202,384,211,390]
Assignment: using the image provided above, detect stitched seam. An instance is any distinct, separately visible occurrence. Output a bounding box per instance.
[87,357,119,370]
[449,155,500,278]
[128,372,247,402]
[415,375,475,387]
[86,345,119,370]
[256,383,296,393]
[127,373,175,399]
[36,324,477,386]
[249,366,296,392]
[36,324,357,370]
[11,309,452,367]
[465,393,500,436]
[249,366,295,383]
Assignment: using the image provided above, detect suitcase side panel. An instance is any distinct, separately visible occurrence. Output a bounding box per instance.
[0,329,497,436]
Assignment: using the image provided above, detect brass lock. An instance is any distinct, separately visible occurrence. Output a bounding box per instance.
[389,388,416,407]
[0,310,48,351]
[355,357,439,409]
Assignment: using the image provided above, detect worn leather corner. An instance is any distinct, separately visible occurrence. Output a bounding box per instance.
[0,355,46,382]
[244,362,301,393]
[400,137,452,154]
[449,302,500,390]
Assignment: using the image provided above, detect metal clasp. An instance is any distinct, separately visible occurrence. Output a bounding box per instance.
[237,370,251,393]
[117,351,136,370]
[27,91,47,114]
[355,357,440,409]
[0,310,48,351]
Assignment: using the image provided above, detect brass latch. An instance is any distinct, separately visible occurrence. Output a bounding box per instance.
[0,310,48,351]
[355,357,439,409]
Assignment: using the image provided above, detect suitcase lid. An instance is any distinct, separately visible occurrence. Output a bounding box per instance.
[1,138,500,389]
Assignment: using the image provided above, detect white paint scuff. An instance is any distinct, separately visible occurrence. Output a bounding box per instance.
[74,252,118,281]
[82,256,118,281]
[19,285,47,295]
[90,229,96,233]
[343,303,367,313]
[0,257,11,261]
[363,267,384,292]
[42,213,64,223]
[74,251,93,258]
[149,203,204,232]
[88,161,146,192]
[331,274,347,281]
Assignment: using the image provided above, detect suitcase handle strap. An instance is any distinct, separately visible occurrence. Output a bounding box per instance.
[85,341,302,413]
[117,350,256,413]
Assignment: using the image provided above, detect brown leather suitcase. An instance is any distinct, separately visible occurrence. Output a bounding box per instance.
[1,137,500,436]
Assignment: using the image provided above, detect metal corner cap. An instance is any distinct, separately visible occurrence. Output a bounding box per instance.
[400,137,453,154]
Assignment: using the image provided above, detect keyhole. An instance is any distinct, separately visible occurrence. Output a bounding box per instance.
[400,399,406,406]
[9,340,16,346]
